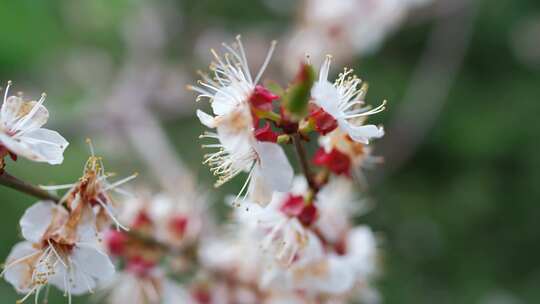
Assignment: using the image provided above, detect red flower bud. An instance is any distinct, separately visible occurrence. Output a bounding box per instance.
[298,204,318,226]
[313,148,351,176]
[249,85,279,111]
[132,211,153,229]
[169,215,189,238]
[280,194,305,217]
[254,122,279,142]
[126,256,156,277]
[310,105,337,135]
[105,229,128,256]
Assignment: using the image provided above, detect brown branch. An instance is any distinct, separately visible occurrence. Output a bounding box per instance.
[0,171,60,202]
[292,133,317,192]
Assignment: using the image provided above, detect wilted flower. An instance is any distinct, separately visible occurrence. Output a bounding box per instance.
[0,81,68,167]
[42,146,137,232]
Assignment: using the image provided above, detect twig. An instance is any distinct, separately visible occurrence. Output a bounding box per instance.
[0,171,60,202]
[292,133,317,191]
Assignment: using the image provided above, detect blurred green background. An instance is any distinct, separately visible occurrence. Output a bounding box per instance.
[1,0,539,303]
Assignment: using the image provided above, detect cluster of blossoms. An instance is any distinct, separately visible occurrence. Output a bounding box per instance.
[284,0,431,71]
[1,34,388,304]
[191,36,386,303]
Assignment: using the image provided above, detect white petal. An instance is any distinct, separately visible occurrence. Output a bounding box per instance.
[162,280,194,304]
[20,201,65,243]
[3,241,40,293]
[320,256,356,294]
[311,81,340,118]
[50,244,115,295]
[14,101,49,133]
[212,86,241,116]
[254,142,293,193]
[17,128,69,165]
[0,128,68,165]
[1,97,48,132]
[247,167,273,206]
[196,110,216,128]
[342,123,384,144]
[346,226,378,277]
[72,244,115,281]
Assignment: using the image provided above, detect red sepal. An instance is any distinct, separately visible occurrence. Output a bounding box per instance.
[309,105,337,135]
[249,85,279,111]
[254,122,279,142]
[313,148,351,176]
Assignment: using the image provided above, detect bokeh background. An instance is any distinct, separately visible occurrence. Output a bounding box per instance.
[0,0,539,303]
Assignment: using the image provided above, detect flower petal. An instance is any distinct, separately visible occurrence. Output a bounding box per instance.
[342,123,384,144]
[254,142,293,193]
[196,110,216,128]
[50,244,115,295]
[3,241,40,293]
[20,201,66,243]
[17,128,69,165]
[311,81,340,118]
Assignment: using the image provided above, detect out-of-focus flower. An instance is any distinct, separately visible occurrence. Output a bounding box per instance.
[2,201,114,303]
[283,0,431,73]
[191,36,293,204]
[106,268,194,304]
[0,81,68,167]
[311,56,385,144]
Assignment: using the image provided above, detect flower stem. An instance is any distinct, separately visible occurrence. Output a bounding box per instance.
[292,133,317,192]
[0,170,60,202]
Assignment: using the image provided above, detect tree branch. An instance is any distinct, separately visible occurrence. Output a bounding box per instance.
[0,171,60,202]
[292,134,317,192]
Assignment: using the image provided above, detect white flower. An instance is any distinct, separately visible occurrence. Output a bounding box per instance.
[2,201,114,303]
[283,0,432,73]
[314,177,365,243]
[245,192,313,270]
[106,269,194,304]
[191,36,293,204]
[311,56,385,144]
[146,193,205,247]
[0,81,68,165]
